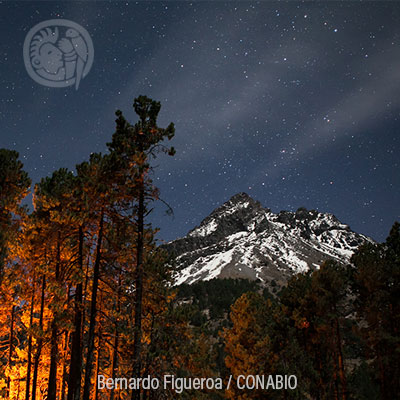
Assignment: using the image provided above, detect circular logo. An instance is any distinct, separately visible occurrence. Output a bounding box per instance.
[23,19,94,90]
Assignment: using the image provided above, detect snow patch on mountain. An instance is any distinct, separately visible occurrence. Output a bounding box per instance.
[188,218,218,237]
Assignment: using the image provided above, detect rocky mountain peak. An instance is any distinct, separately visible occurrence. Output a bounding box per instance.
[164,193,373,286]
[186,192,263,239]
[226,192,259,207]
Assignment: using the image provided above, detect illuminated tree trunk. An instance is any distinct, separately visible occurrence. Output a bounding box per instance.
[110,274,121,400]
[83,211,104,400]
[32,275,45,400]
[47,237,62,400]
[60,330,70,400]
[6,305,15,399]
[25,279,36,400]
[67,226,84,400]
[94,328,102,400]
[82,254,91,341]
[60,285,71,400]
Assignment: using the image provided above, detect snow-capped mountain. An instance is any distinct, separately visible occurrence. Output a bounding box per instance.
[164,193,373,286]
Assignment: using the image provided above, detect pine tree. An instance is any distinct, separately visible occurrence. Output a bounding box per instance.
[0,149,30,281]
[311,261,349,400]
[33,168,77,400]
[106,95,175,400]
[224,292,272,399]
[350,222,400,398]
[0,97,178,400]
[80,153,110,400]
[0,149,30,398]
[279,265,351,399]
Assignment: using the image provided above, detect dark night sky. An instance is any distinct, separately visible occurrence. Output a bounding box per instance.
[1,1,400,243]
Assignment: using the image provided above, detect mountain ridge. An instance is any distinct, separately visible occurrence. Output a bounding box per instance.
[164,193,373,286]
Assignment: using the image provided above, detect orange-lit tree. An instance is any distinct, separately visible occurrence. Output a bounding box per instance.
[0,149,30,398]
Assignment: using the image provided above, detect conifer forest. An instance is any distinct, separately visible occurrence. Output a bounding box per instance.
[0,96,399,400]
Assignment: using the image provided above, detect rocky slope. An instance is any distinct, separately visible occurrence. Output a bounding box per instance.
[165,193,373,286]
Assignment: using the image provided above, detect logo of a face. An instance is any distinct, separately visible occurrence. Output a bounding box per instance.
[23,20,94,90]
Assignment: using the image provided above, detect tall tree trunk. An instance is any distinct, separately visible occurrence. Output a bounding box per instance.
[47,237,62,400]
[94,328,102,400]
[32,275,46,400]
[132,174,144,400]
[132,132,146,400]
[60,285,71,400]
[109,328,120,400]
[110,274,121,400]
[82,253,91,341]
[6,305,15,399]
[82,211,104,400]
[142,313,156,400]
[61,330,70,400]
[47,319,59,400]
[68,226,84,400]
[25,278,36,400]
[16,377,21,400]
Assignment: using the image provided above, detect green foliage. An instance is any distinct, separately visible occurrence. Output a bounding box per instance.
[177,278,261,321]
